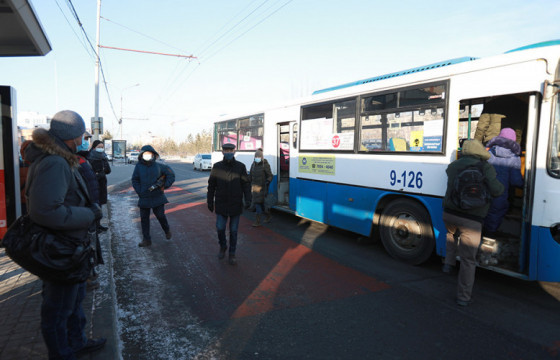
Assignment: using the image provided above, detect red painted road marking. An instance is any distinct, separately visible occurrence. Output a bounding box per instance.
[122,185,391,321]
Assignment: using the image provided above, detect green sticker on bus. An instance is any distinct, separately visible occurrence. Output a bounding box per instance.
[299,155,336,175]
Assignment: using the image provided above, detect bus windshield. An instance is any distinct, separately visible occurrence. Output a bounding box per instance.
[548,92,560,177]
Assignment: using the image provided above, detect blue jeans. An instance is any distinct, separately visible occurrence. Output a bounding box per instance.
[216,214,240,254]
[41,281,87,360]
[140,204,170,241]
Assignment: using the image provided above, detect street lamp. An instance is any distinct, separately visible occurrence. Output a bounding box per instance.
[119,83,140,139]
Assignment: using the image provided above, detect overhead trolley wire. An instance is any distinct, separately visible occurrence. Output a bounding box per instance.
[150,0,294,114]
[54,0,95,60]
[196,0,272,59]
[150,0,275,113]
[64,0,120,124]
[100,16,187,53]
[202,0,294,63]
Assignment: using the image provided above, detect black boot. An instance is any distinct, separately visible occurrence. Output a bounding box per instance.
[138,239,152,247]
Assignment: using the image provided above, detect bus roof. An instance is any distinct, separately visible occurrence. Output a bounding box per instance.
[505,39,560,53]
[312,40,560,96]
[311,57,478,95]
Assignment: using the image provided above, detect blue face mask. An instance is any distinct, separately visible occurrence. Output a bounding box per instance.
[254,158,262,163]
[76,137,89,152]
[223,153,234,161]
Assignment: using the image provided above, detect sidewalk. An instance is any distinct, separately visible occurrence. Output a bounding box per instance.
[0,211,120,360]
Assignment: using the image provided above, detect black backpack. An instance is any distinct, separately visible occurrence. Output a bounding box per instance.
[451,161,491,210]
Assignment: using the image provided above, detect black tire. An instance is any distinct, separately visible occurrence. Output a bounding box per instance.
[379,198,435,265]
[193,164,197,171]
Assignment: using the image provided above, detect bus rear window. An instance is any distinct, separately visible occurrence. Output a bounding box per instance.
[213,114,264,151]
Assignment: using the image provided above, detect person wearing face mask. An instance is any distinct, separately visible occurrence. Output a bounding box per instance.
[76,132,104,290]
[248,148,272,227]
[207,143,252,265]
[87,140,111,233]
[23,110,107,359]
[131,145,176,247]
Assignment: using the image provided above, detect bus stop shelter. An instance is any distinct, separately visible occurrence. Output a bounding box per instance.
[0,0,51,56]
[1,0,50,235]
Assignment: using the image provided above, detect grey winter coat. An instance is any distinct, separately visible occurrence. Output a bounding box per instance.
[249,159,272,204]
[24,128,95,240]
[131,145,175,208]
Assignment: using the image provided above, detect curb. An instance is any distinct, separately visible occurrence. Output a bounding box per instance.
[89,204,122,360]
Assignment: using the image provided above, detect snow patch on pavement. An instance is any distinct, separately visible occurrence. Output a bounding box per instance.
[108,191,224,360]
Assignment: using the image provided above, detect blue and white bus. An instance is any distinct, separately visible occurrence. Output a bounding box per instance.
[212,40,560,282]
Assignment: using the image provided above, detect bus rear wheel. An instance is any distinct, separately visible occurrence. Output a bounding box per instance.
[379,198,435,265]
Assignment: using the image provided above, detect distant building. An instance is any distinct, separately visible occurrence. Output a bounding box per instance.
[17,111,51,129]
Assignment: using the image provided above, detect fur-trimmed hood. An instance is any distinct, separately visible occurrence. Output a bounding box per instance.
[25,128,79,167]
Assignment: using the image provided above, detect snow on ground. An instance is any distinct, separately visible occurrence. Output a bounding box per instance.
[107,191,223,360]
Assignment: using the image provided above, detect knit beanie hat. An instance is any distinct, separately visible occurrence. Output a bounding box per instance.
[48,110,86,141]
[498,127,516,142]
[255,148,263,158]
[91,140,103,149]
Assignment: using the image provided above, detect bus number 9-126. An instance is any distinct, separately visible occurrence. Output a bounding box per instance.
[390,170,423,189]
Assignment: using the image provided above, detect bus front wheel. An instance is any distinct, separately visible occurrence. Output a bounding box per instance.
[379,198,435,265]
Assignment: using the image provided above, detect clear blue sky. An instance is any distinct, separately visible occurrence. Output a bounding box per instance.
[1,0,559,142]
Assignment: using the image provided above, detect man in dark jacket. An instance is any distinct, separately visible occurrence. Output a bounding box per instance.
[25,110,106,359]
[442,139,504,306]
[207,143,251,265]
[132,145,175,247]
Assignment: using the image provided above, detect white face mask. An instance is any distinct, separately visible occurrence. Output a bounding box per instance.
[95,148,104,153]
[142,152,153,161]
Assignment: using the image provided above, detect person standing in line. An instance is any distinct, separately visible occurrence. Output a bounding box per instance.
[132,145,175,247]
[76,132,104,291]
[24,110,106,359]
[441,139,504,306]
[248,148,272,227]
[87,139,111,232]
[482,128,524,236]
[207,143,252,265]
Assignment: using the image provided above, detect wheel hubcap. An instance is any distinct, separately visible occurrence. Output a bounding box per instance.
[390,213,422,250]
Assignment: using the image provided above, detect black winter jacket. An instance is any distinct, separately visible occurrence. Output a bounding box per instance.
[207,157,251,216]
[131,145,175,208]
[87,149,111,204]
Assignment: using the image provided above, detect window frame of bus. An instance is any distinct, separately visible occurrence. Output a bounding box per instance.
[237,114,264,151]
[358,80,448,154]
[213,114,264,152]
[547,91,560,178]
[299,97,357,153]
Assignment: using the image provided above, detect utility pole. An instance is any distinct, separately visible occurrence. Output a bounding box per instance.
[93,0,101,141]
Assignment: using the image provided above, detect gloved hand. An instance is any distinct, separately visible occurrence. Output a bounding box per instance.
[89,203,103,221]
[207,202,214,213]
[244,202,251,210]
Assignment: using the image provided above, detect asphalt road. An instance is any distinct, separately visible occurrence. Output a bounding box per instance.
[106,160,560,360]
